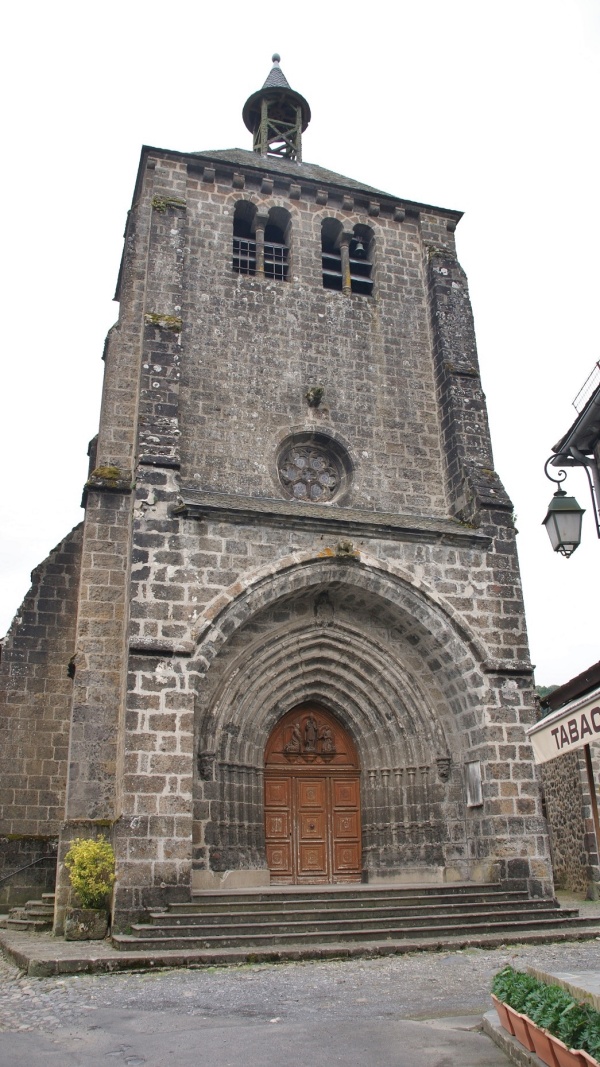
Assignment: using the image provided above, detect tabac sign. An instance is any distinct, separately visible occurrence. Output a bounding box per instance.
[527,687,600,764]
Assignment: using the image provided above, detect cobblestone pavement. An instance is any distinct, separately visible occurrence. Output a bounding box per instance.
[1,935,599,1034]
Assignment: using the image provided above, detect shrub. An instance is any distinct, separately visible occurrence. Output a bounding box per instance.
[64,836,115,909]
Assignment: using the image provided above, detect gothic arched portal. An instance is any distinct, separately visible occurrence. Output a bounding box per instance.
[264,704,361,884]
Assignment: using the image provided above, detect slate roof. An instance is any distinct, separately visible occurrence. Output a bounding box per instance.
[262,57,291,90]
[191,147,398,200]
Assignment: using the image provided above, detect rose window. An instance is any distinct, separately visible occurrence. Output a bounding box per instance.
[278,445,341,502]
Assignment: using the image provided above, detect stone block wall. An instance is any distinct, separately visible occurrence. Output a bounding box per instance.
[541,744,600,893]
[0,525,82,904]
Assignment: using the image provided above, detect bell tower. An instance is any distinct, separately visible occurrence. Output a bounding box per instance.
[242,54,311,161]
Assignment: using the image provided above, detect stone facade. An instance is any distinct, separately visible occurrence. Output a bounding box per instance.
[0,66,553,930]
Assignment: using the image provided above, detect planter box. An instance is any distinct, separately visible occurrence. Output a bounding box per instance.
[575,1051,599,1067]
[64,907,108,941]
[505,1004,535,1052]
[549,1038,586,1067]
[526,1020,560,1067]
[491,994,515,1035]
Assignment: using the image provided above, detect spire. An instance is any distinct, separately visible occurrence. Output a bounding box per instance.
[242,55,311,163]
[262,54,290,90]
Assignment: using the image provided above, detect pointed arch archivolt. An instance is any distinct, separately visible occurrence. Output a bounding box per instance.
[191,548,489,672]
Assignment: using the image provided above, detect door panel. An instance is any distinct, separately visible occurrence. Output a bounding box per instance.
[300,813,326,839]
[264,775,293,880]
[333,778,359,807]
[266,842,292,873]
[298,779,326,807]
[299,843,328,874]
[333,811,359,838]
[334,842,361,871]
[265,778,291,807]
[297,777,328,880]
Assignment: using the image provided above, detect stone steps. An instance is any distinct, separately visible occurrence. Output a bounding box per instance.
[138,900,567,934]
[3,893,55,932]
[111,883,594,954]
[168,886,531,914]
[128,911,583,944]
[142,899,570,932]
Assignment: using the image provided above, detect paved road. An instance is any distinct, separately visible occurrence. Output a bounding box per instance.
[2,937,600,1066]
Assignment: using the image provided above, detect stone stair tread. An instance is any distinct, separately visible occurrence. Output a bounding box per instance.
[147,900,562,922]
[106,923,600,962]
[185,885,529,904]
[113,915,598,952]
[189,881,507,895]
[141,906,577,934]
[5,918,52,931]
[174,894,535,913]
[120,914,593,949]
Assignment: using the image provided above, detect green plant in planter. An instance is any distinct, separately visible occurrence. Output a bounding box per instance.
[535,985,573,1032]
[581,1012,600,1059]
[491,966,516,1002]
[64,836,115,909]
[556,1000,591,1051]
[522,986,552,1026]
[491,967,537,1011]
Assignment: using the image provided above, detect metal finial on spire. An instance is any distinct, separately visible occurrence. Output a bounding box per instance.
[243,57,311,163]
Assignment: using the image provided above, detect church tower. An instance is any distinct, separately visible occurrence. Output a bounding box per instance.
[1,58,552,929]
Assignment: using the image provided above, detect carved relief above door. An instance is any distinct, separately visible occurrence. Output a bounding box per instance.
[264,705,361,884]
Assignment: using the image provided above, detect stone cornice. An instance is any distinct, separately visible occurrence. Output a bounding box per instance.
[173,487,491,549]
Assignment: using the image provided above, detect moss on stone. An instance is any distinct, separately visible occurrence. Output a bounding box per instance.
[144,313,182,333]
[151,195,186,214]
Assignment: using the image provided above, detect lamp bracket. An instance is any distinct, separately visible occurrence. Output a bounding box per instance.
[544,455,569,490]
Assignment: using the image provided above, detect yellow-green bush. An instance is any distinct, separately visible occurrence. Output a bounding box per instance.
[64,836,115,909]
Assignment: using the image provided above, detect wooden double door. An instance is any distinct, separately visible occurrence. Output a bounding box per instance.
[264,705,361,884]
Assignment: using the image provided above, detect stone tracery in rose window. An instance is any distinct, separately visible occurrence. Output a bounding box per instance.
[278,444,341,502]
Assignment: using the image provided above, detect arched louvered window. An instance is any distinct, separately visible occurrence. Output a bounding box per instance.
[349,225,374,296]
[264,207,290,281]
[232,203,290,282]
[321,219,374,296]
[232,201,257,276]
[321,218,343,291]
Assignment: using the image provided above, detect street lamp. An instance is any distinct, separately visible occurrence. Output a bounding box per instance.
[542,457,585,557]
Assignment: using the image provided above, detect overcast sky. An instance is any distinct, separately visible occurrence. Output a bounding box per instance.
[1,0,598,686]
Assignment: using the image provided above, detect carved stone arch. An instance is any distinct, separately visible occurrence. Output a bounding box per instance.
[200,621,452,769]
[191,560,485,887]
[193,556,489,709]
